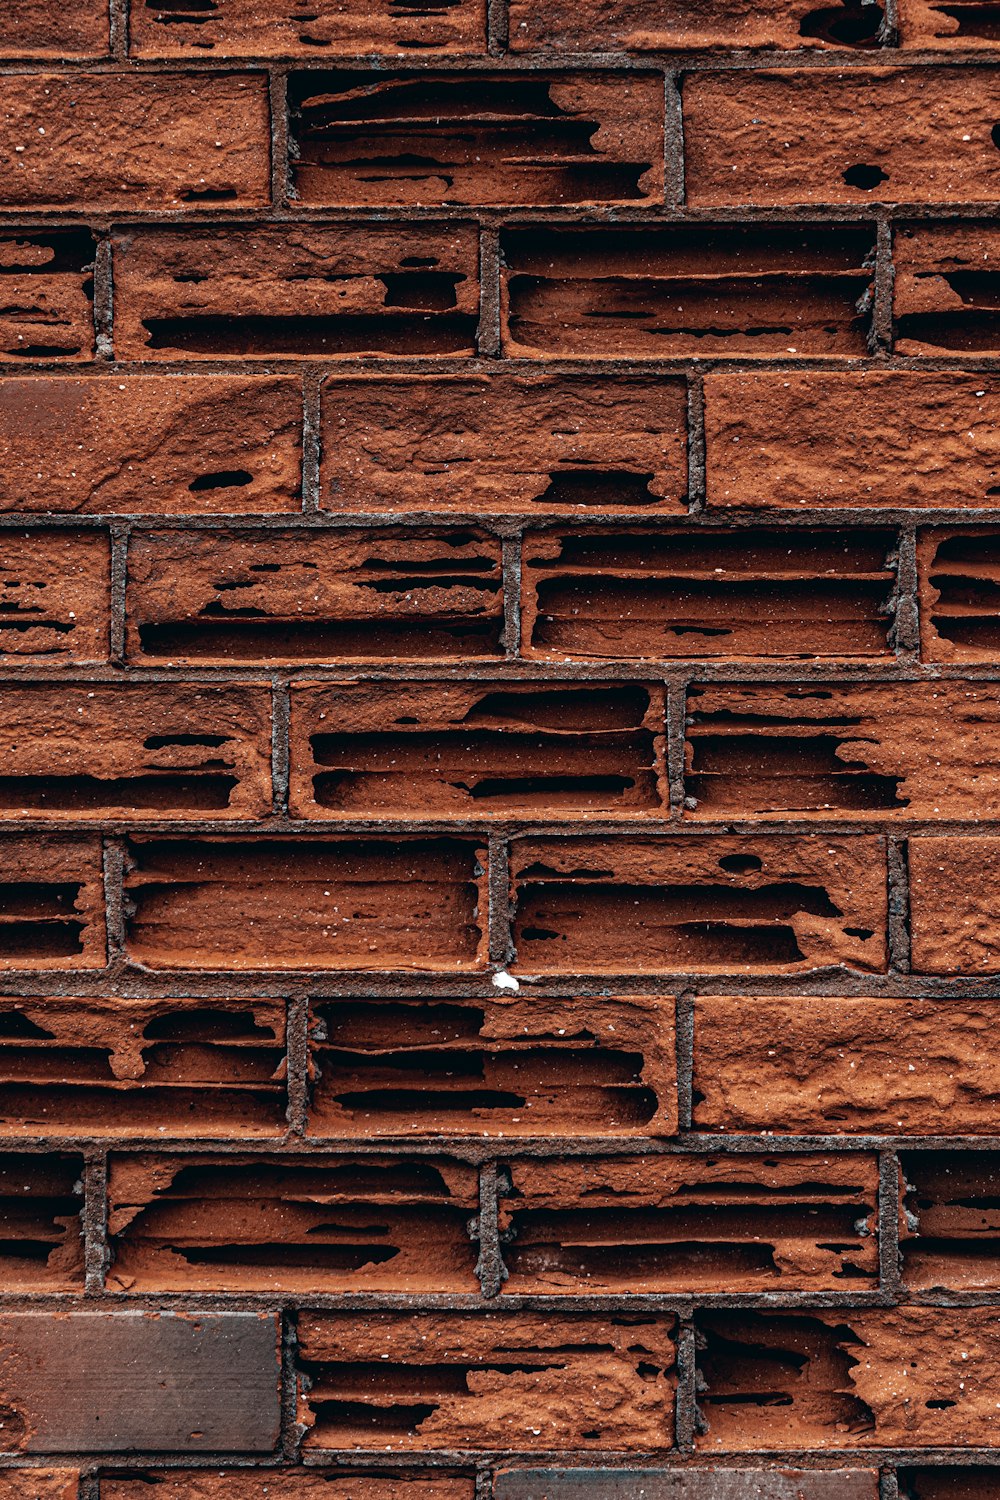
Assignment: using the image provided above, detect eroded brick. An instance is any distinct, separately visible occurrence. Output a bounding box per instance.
[509,0,887,49]
[113,225,480,360]
[918,528,1000,662]
[103,1478,474,1500]
[522,529,897,661]
[901,1473,1000,1500]
[0,996,287,1137]
[0,1475,78,1500]
[0,377,302,515]
[510,836,887,974]
[289,72,663,207]
[308,993,677,1138]
[123,837,488,971]
[502,225,876,357]
[107,1154,479,1293]
[899,0,1000,44]
[320,374,688,516]
[132,0,484,52]
[692,996,1000,1134]
[0,231,94,361]
[288,680,668,820]
[126,529,504,664]
[0,531,109,666]
[0,75,269,211]
[497,1154,880,1292]
[0,684,272,820]
[0,1154,84,1290]
[894,223,1000,355]
[0,837,104,968]
[900,1150,1000,1290]
[910,836,1000,973]
[683,69,1000,207]
[298,1310,676,1450]
[3,0,106,55]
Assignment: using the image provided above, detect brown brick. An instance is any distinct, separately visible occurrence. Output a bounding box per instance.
[494,1475,878,1500]
[0,1311,279,1452]
[511,835,887,975]
[0,837,104,969]
[0,231,94,361]
[0,377,302,515]
[696,1309,1000,1449]
[307,993,678,1138]
[289,72,663,207]
[692,996,1000,1134]
[113,225,480,360]
[319,373,688,516]
[0,684,272,821]
[123,837,488,971]
[683,68,1000,207]
[288,680,668,821]
[0,995,287,1137]
[683,680,1000,821]
[126,528,504,665]
[918,528,1000,662]
[522,528,897,661]
[502,225,875,357]
[510,0,886,49]
[894,222,1000,355]
[497,1154,880,1293]
[298,1310,676,1451]
[0,75,269,211]
[104,1478,474,1500]
[0,1154,84,1290]
[107,1154,480,1293]
[705,372,1000,510]
[0,1475,78,1500]
[0,531,109,666]
[900,1150,1000,1290]
[899,0,1000,44]
[901,1474,1000,1500]
[910,835,1000,973]
[132,0,484,52]
[2,0,106,54]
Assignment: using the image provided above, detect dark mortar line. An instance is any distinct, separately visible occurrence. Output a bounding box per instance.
[675,992,694,1131]
[665,679,689,819]
[881,1469,902,1500]
[476,1160,508,1298]
[878,1149,902,1299]
[684,370,706,513]
[502,530,523,658]
[92,235,114,361]
[665,72,685,209]
[271,677,291,816]
[100,836,127,966]
[270,67,290,212]
[301,368,323,512]
[280,1308,303,1462]
[477,226,503,358]
[108,0,128,58]
[873,215,895,355]
[892,524,920,661]
[285,993,311,1137]
[674,1312,697,1453]
[488,833,514,967]
[108,524,129,665]
[83,1148,109,1297]
[887,838,912,975]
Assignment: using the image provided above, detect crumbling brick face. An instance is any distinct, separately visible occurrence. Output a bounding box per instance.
[3,0,1000,1490]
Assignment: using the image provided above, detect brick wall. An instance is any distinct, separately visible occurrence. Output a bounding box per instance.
[3,0,1000,1497]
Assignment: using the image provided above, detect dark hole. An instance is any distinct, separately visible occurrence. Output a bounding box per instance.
[718,854,763,874]
[843,163,888,189]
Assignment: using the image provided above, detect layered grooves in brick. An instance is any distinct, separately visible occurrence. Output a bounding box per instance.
[5,0,1000,1491]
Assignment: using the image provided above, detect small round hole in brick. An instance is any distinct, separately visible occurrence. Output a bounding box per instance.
[843,163,889,189]
[992,123,1000,149]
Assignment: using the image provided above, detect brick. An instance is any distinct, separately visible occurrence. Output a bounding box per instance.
[494,1474,877,1500]
[297,1310,676,1450]
[288,680,668,821]
[683,68,1000,207]
[107,1153,479,1293]
[126,528,504,664]
[910,836,1000,973]
[0,231,94,361]
[0,1311,279,1452]
[0,531,109,666]
[901,1474,1000,1500]
[0,1476,78,1500]
[307,993,677,1137]
[132,0,484,52]
[683,680,1000,821]
[502,225,876,357]
[510,835,887,975]
[696,1309,1000,1449]
[692,996,1000,1134]
[900,1150,1000,1290]
[522,528,897,661]
[0,996,287,1137]
[0,377,302,515]
[0,684,272,821]
[104,1479,474,1500]
[113,225,480,360]
[894,222,1000,355]
[899,0,1000,44]
[918,528,1000,662]
[509,0,887,49]
[705,372,1000,510]
[0,75,269,211]
[123,837,488,971]
[0,836,104,969]
[497,1154,880,1292]
[319,373,688,516]
[289,71,663,207]
[2,0,106,55]
[0,1154,84,1290]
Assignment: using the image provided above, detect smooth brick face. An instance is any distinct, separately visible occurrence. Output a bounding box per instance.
[692,997,1000,1134]
[0,531,109,666]
[320,374,688,516]
[683,69,1000,207]
[509,0,887,49]
[0,378,302,515]
[113,226,480,360]
[894,223,1000,355]
[0,75,269,211]
[132,0,484,52]
[0,837,105,968]
[2,0,106,54]
[0,231,94,361]
[910,836,1000,973]
[511,836,887,975]
[495,1477,878,1500]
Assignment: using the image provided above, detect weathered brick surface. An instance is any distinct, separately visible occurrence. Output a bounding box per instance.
[898,0,1000,44]
[131,0,485,54]
[104,1480,474,1500]
[0,1475,79,1500]
[3,0,107,54]
[509,0,888,50]
[918,528,1000,661]
[0,531,109,665]
[910,836,1000,973]
[0,1153,84,1289]
[0,231,94,361]
[900,1150,1000,1290]
[0,836,104,968]
[894,223,1000,356]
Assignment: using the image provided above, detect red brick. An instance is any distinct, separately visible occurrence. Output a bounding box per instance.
[123,836,488,971]
[320,373,688,516]
[692,996,1000,1134]
[0,231,94,361]
[900,1150,1000,1289]
[0,377,302,515]
[511,835,887,975]
[899,0,1000,45]
[2,0,106,54]
[510,0,886,49]
[290,71,663,207]
[683,68,1000,207]
[0,75,269,211]
[113,225,480,360]
[910,836,1000,973]
[0,531,109,666]
[918,528,1000,662]
[0,1476,78,1500]
[132,0,484,52]
[0,836,104,969]
[705,372,1000,509]
[0,1154,84,1290]
[104,1479,473,1500]
[126,528,504,665]
[894,222,1000,355]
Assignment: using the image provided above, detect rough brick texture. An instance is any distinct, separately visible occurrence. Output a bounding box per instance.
[3,0,998,1491]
